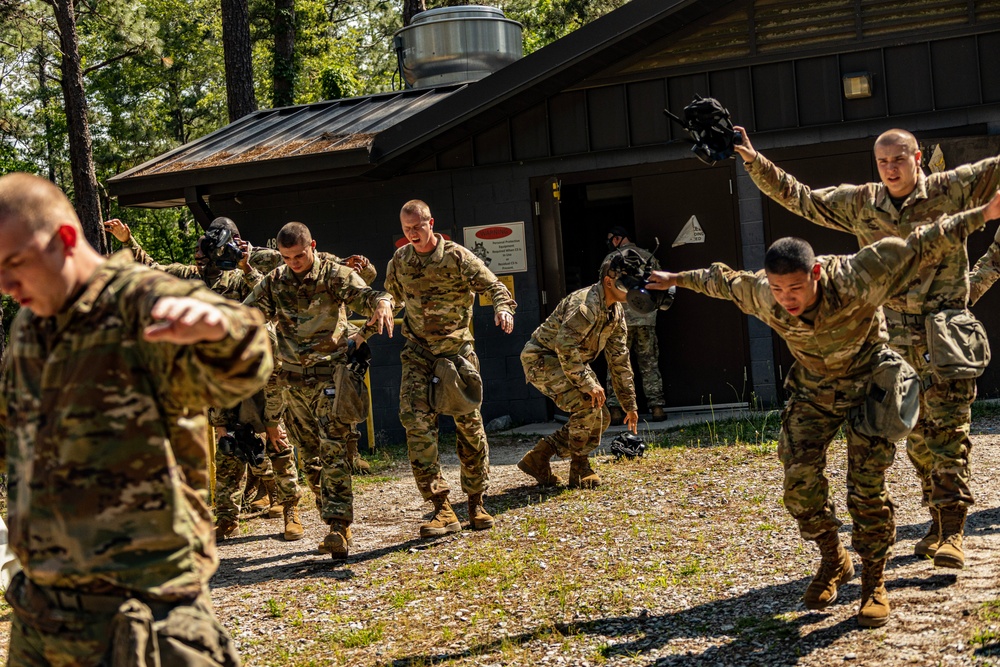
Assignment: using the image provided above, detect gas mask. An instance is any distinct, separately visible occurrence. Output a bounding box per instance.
[199,227,242,271]
[609,241,676,315]
[665,95,743,166]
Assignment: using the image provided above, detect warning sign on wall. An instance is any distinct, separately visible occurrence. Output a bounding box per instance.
[672,215,705,247]
[463,222,527,274]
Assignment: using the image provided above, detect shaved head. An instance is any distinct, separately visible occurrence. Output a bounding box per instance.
[874,129,919,156]
[0,172,81,234]
[400,199,432,221]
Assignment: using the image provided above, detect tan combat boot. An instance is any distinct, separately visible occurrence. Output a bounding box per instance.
[650,406,666,422]
[420,493,462,538]
[346,438,372,475]
[857,558,890,628]
[608,406,625,424]
[282,500,304,541]
[215,517,239,540]
[933,507,967,569]
[468,493,494,530]
[913,507,941,558]
[517,440,562,487]
[803,530,855,609]
[250,478,277,513]
[569,455,601,489]
[318,520,353,559]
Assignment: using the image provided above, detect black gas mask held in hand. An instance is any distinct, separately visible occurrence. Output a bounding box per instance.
[199,227,243,271]
[664,95,742,165]
[609,240,676,315]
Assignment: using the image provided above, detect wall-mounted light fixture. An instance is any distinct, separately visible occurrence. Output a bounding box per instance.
[842,72,873,99]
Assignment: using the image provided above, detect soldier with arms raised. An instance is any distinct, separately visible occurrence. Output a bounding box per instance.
[735,127,1000,569]
[646,190,1000,627]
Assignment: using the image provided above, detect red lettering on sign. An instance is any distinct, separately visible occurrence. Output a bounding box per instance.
[476,227,512,240]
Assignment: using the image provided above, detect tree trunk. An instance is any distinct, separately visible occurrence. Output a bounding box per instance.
[221,0,257,121]
[35,44,56,183]
[403,0,426,26]
[48,0,107,254]
[272,0,296,108]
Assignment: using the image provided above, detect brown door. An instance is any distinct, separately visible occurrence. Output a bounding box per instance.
[632,165,750,409]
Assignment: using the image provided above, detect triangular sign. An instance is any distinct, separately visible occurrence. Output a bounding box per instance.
[672,215,705,247]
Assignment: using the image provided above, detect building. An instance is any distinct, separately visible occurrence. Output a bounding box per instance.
[108,0,1000,441]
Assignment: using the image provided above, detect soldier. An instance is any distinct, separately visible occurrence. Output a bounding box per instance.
[645,192,1000,627]
[384,200,516,537]
[104,216,303,542]
[245,221,394,560]
[517,257,640,489]
[604,226,667,422]
[0,172,272,665]
[734,127,1000,569]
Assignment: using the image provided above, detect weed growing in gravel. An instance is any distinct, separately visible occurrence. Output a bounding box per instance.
[971,600,1000,653]
[264,598,285,618]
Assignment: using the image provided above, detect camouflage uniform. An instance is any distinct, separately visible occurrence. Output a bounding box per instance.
[253,246,377,467]
[384,234,516,500]
[676,207,987,560]
[244,254,391,525]
[0,252,271,666]
[745,153,1000,511]
[603,242,664,410]
[129,237,299,523]
[521,284,638,457]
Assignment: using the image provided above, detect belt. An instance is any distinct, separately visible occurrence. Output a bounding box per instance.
[404,340,473,362]
[33,581,189,616]
[281,361,336,376]
[883,309,925,327]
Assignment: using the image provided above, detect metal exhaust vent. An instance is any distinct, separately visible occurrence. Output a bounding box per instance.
[394,6,523,89]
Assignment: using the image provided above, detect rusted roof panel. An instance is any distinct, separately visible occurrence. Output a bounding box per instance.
[118,86,462,179]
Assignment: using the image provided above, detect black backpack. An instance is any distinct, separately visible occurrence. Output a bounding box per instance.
[665,95,742,165]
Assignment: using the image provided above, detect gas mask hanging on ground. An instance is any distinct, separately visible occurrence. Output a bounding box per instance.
[664,95,743,166]
[609,240,676,314]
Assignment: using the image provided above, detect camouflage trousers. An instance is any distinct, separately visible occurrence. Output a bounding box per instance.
[897,339,975,510]
[214,432,300,522]
[779,369,896,562]
[399,345,490,501]
[522,349,611,458]
[282,375,355,524]
[606,325,664,409]
[5,573,240,667]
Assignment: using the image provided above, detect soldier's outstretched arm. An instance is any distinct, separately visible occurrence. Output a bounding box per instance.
[460,251,517,330]
[734,126,864,235]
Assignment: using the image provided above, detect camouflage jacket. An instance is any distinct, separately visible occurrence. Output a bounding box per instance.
[384,235,517,357]
[245,254,392,369]
[0,252,271,599]
[745,153,1000,337]
[676,207,987,382]
[523,284,637,411]
[251,246,378,285]
[128,236,263,301]
[602,241,661,327]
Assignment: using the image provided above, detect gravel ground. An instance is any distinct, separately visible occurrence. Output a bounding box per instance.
[1,416,1000,666]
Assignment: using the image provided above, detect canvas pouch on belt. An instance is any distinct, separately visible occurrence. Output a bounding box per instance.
[332,364,369,424]
[430,354,483,416]
[851,349,920,442]
[925,309,991,380]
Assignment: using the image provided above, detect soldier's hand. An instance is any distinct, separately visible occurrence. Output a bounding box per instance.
[985,188,1000,223]
[266,424,292,453]
[587,386,606,408]
[495,311,514,334]
[343,255,371,274]
[624,410,639,434]
[236,238,252,273]
[144,296,229,344]
[732,126,757,163]
[103,218,131,243]
[367,298,394,337]
[646,270,679,291]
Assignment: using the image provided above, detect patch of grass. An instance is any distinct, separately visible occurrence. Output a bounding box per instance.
[971,600,1000,651]
[330,622,385,649]
[971,400,1000,421]
[265,598,285,618]
[656,407,780,450]
[388,589,417,609]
